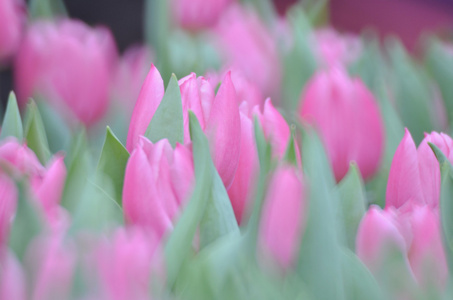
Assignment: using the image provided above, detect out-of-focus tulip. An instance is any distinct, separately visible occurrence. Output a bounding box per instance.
[172,0,232,30]
[215,4,281,99]
[15,19,117,126]
[0,0,26,64]
[0,138,67,229]
[259,165,305,270]
[299,67,385,182]
[0,174,17,249]
[356,204,447,288]
[123,138,194,239]
[93,227,163,300]
[26,233,76,300]
[0,251,26,300]
[127,67,240,189]
[314,29,362,68]
[111,45,154,116]
[386,129,453,210]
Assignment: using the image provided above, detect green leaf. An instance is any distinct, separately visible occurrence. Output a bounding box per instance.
[69,174,124,234]
[1,92,23,141]
[337,163,366,250]
[284,127,299,166]
[341,248,384,300]
[281,6,317,111]
[241,0,277,26]
[29,0,67,20]
[23,99,51,164]
[8,181,44,261]
[61,130,91,213]
[36,101,71,153]
[297,128,345,300]
[145,74,184,147]
[96,127,130,206]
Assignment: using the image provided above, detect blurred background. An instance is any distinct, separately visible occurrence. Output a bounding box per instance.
[2,0,453,110]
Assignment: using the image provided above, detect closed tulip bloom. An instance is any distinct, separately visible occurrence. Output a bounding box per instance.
[215,4,281,99]
[123,138,194,239]
[93,227,163,300]
[314,29,362,68]
[260,165,305,270]
[0,251,26,300]
[386,129,453,209]
[299,67,385,182]
[15,19,117,126]
[0,0,26,64]
[172,0,232,30]
[127,68,240,189]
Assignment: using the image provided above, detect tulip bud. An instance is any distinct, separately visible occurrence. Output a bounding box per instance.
[0,251,26,300]
[314,29,362,68]
[215,4,281,99]
[123,138,194,239]
[172,0,232,30]
[15,19,118,126]
[93,227,163,300]
[299,67,385,182]
[259,165,305,270]
[0,0,26,64]
[386,129,453,209]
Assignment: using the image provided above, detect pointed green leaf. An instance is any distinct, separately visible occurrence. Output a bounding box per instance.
[23,100,51,164]
[284,127,299,166]
[1,92,23,141]
[145,74,184,147]
[337,164,366,250]
[96,127,130,206]
[298,128,345,300]
[37,101,71,153]
[61,130,91,213]
[8,181,44,261]
[29,0,67,20]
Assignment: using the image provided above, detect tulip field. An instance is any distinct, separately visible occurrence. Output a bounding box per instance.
[2,0,453,299]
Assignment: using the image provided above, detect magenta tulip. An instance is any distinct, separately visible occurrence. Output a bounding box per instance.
[14,19,117,126]
[314,29,362,68]
[386,129,453,210]
[259,165,306,270]
[123,138,194,239]
[93,227,163,300]
[0,0,25,64]
[215,4,281,99]
[299,67,385,182]
[172,0,232,29]
[0,251,26,300]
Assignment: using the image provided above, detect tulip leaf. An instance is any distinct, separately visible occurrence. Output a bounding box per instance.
[29,0,68,20]
[284,128,299,166]
[23,99,51,164]
[145,74,184,147]
[61,130,91,213]
[96,127,129,206]
[282,6,317,111]
[165,111,213,288]
[425,39,453,124]
[298,128,345,300]
[36,101,71,153]
[337,163,366,251]
[430,142,453,273]
[9,181,44,261]
[0,92,23,141]
[341,248,384,300]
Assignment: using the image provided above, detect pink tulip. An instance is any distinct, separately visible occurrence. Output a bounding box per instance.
[0,0,26,64]
[215,4,281,99]
[26,233,76,300]
[356,204,448,288]
[0,174,17,249]
[259,165,305,270]
[127,67,240,189]
[386,129,453,210]
[123,138,194,239]
[14,19,118,126]
[314,29,362,68]
[111,45,154,115]
[172,0,232,30]
[299,67,385,182]
[0,251,26,300]
[93,227,163,300]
